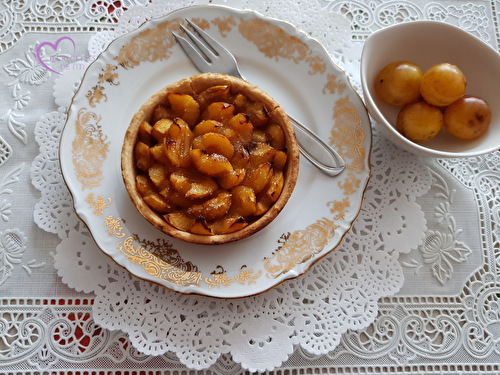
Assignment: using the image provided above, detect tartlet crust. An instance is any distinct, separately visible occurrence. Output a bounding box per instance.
[121,73,300,245]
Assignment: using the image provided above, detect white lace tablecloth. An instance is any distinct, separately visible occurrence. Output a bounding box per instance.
[1,0,500,373]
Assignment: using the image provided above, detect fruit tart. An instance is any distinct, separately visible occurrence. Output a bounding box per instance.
[121,73,300,245]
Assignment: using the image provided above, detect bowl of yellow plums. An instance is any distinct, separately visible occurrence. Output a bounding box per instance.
[360,21,500,157]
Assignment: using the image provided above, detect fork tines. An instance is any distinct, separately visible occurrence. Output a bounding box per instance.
[173,19,222,63]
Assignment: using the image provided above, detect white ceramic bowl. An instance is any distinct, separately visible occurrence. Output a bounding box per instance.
[361,21,500,158]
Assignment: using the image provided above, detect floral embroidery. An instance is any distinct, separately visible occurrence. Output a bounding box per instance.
[0,229,28,287]
[3,44,51,85]
[403,169,472,284]
[2,44,51,144]
[0,135,12,167]
[0,200,12,222]
[421,222,472,284]
[0,163,24,222]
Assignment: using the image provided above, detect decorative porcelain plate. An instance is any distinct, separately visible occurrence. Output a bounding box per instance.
[60,4,372,298]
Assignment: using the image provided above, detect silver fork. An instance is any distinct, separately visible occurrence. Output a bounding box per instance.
[172,19,345,177]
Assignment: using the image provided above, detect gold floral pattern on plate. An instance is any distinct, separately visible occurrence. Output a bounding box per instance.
[206,265,262,289]
[84,18,183,108]
[114,18,183,70]
[330,96,366,172]
[264,93,365,276]
[264,214,339,278]
[238,18,326,75]
[212,15,237,37]
[104,215,125,238]
[59,5,371,298]
[103,215,202,286]
[85,193,111,217]
[323,73,347,95]
[71,108,109,190]
[118,235,202,287]
[86,85,107,107]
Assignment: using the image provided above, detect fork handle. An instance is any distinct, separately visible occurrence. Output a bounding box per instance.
[287,114,345,177]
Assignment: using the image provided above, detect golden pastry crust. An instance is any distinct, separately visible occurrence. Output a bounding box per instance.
[122,73,299,245]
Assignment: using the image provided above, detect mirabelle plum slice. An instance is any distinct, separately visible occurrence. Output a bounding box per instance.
[167,93,200,128]
[253,171,284,215]
[225,217,248,233]
[148,162,169,191]
[192,132,235,160]
[135,174,174,213]
[265,170,284,202]
[230,185,256,217]
[149,143,171,167]
[164,118,193,168]
[273,149,287,170]
[142,191,175,213]
[219,127,238,143]
[151,118,173,142]
[156,178,173,199]
[201,102,235,123]
[191,136,203,150]
[152,105,174,124]
[197,85,231,109]
[138,121,153,144]
[252,129,267,143]
[264,124,285,150]
[248,142,276,169]
[135,141,151,172]
[217,168,246,190]
[191,217,213,235]
[244,101,270,128]
[193,120,238,143]
[243,162,273,194]
[210,216,248,234]
[163,188,200,209]
[231,144,250,169]
[164,211,196,231]
[189,191,232,221]
[190,148,233,177]
[232,93,248,109]
[254,195,273,216]
[170,169,218,199]
[193,120,223,137]
[136,174,154,196]
[226,113,253,146]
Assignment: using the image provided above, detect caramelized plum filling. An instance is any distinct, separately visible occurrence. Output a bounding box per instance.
[132,83,289,236]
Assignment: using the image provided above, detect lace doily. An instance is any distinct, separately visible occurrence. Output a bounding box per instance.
[11,0,498,373]
[30,2,432,371]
